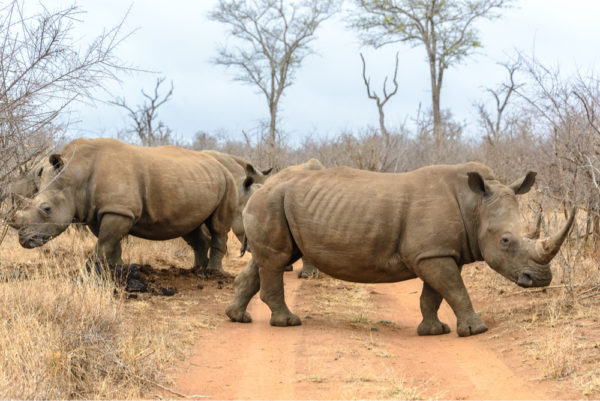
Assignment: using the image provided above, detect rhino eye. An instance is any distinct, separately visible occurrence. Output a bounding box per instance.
[40,204,51,215]
[501,236,511,245]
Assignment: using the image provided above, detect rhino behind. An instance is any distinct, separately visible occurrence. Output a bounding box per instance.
[11,138,240,274]
[227,162,575,336]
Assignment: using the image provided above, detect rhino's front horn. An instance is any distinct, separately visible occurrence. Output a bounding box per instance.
[533,207,576,264]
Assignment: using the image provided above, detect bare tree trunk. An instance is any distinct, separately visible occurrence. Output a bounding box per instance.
[432,89,442,147]
[428,51,443,150]
[378,104,388,138]
[268,102,278,168]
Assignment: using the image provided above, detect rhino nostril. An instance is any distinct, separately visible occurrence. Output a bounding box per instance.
[517,272,533,287]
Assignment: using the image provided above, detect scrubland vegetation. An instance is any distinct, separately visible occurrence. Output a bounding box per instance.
[2,0,600,399]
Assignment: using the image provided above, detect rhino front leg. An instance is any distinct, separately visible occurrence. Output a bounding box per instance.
[415,257,487,337]
[95,213,133,265]
[259,267,301,327]
[226,257,260,323]
[92,213,147,292]
[417,282,451,335]
[205,195,235,274]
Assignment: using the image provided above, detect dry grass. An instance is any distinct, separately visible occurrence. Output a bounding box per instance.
[343,372,431,400]
[0,227,202,399]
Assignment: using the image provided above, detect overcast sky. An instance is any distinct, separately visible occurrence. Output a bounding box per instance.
[65,0,600,145]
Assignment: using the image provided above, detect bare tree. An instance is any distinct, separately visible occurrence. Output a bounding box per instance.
[0,1,128,209]
[476,59,523,145]
[353,0,512,149]
[112,77,174,146]
[209,0,338,168]
[360,51,399,171]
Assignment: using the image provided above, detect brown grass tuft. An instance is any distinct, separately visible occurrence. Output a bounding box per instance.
[0,228,201,399]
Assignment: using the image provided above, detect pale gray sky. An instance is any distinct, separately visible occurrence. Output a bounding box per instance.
[65,0,600,145]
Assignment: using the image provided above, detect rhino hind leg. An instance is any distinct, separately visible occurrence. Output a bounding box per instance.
[259,266,301,327]
[226,257,261,323]
[203,187,237,274]
[183,226,210,272]
[417,282,451,335]
[415,257,487,337]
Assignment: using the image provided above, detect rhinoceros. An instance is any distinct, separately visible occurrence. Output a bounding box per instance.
[200,150,272,244]
[226,162,576,336]
[10,138,241,274]
[9,147,270,271]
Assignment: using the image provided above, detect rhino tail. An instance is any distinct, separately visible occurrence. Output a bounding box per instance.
[240,234,248,257]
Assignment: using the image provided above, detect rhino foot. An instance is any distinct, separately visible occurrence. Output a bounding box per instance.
[297,269,320,279]
[226,305,252,323]
[457,315,488,337]
[270,312,301,327]
[417,320,451,336]
[195,266,230,279]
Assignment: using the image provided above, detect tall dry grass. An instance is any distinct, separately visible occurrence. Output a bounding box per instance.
[0,227,199,399]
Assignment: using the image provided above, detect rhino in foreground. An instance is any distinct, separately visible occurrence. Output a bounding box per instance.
[10,138,242,274]
[227,162,576,336]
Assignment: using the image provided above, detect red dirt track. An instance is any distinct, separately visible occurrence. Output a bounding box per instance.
[171,261,576,400]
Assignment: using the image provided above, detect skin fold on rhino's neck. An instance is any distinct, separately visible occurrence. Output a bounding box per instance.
[455,192,483,265]
[51,146,96,226]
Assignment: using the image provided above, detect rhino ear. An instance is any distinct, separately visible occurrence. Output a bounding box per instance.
[468,172,488,196]
[509,171,536,195]
[49,154,63,171]
[261,167,273,176]
[245,163,257,176]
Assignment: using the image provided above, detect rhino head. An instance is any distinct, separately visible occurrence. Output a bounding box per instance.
[468,171,575,288]
[8,157,53,210]
[10,154,75,248]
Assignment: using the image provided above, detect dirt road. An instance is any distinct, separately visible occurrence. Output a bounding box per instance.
[172,263,575,400]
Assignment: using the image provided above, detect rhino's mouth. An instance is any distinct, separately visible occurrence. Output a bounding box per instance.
[514,266,552,288]
[18,232,50,249]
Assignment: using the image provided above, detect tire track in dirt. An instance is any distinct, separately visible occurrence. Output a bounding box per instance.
[173,266,572,400]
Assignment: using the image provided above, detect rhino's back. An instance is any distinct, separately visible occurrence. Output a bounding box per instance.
[61,139,233,240]
[256,164,487,282]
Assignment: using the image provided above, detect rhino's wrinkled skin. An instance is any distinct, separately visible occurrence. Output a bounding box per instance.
[11,138,238,273]
[227,162,576,336]
[278,158,324,278]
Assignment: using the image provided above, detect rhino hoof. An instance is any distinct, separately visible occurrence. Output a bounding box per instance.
[226,306,252,323]
[417,321,451,336]
[457,316,488,337]
[270,313,301,327]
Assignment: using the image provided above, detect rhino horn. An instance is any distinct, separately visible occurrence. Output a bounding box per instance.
[533,207,576,264]
[525,208,543,239]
